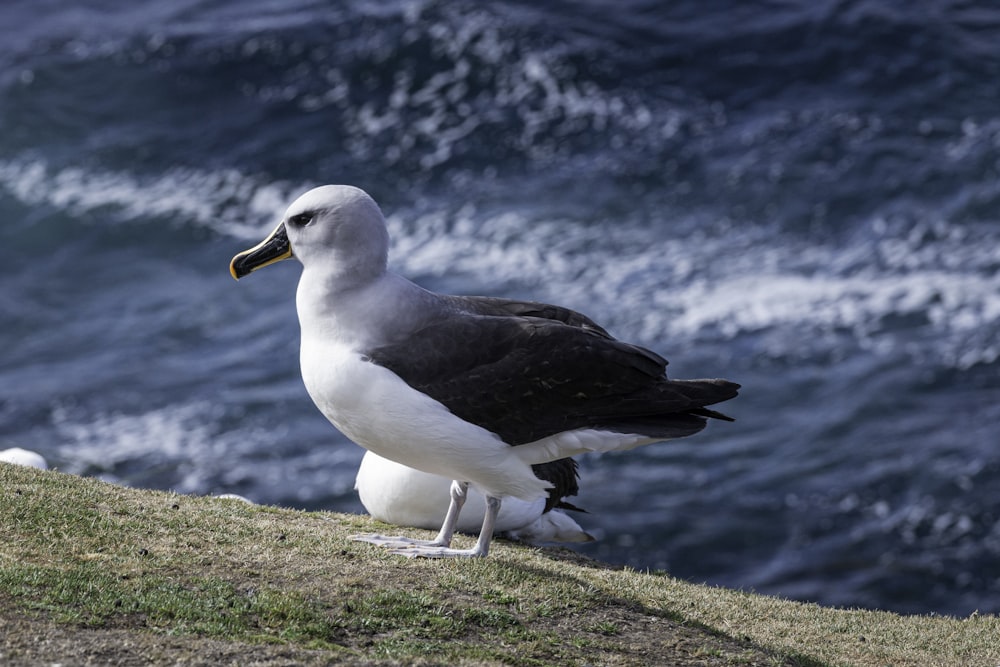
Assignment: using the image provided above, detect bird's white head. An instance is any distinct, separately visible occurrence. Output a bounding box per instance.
[230,184,389,286]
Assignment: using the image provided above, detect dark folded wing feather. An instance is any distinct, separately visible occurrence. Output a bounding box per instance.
[364,297,739,446]
[531,458,583,513]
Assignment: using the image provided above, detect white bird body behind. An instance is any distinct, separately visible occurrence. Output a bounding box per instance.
[355,451,591,543]
[0,447,49,470]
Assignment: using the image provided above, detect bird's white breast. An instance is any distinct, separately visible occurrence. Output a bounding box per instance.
[298,334,549,501]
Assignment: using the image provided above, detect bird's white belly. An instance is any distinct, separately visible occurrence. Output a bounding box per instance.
[299,338,548,501]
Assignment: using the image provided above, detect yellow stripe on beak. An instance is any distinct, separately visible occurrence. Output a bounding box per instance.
[230,221,293,280]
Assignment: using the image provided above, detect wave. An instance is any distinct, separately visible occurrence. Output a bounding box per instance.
[0,157,302,239]
[7,0,1000,232]
[3,155,998,373]
[51,399,362,504]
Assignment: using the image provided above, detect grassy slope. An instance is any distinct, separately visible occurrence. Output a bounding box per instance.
[1,463,996,667]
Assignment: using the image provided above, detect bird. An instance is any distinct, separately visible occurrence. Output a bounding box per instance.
[230,184,739,558]
[0,447,49,470]
[355,450,593,544]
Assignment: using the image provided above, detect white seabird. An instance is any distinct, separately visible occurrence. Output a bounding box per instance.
[0,447,49,470]
[230,184,739,558]
[355,450,593,544]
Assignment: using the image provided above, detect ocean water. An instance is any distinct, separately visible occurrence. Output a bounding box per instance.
[2,0,999,617]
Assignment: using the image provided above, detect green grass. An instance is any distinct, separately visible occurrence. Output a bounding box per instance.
[0,561,335,640]
[1,463,998,666]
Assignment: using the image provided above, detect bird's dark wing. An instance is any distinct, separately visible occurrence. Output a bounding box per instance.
[444,295,614,338]
[363,302,739,446]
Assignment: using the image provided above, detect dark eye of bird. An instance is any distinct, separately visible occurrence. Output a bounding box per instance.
[289,212,313,227]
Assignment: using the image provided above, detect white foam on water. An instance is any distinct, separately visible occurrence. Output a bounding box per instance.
[0,157,301,240]
[54,403,201,481]
[52,402,262,494]
[49,397,363,503]
[662,269,1000,363]
[3,155,997,371]
[286,2,675,169]
[386,204,1000,370]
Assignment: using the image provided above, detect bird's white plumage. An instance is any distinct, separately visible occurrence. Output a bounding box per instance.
[0,447,49,470]
[355,451,592,543]
[300,332,548,501]
[513,428,664,465]
[508,510,592,544]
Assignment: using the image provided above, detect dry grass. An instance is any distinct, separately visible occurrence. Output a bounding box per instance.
[1,463,996,666]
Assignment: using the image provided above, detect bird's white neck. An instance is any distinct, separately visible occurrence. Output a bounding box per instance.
[295,268,438,349]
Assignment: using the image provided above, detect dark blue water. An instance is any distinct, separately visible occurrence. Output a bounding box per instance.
[2,0,998,617]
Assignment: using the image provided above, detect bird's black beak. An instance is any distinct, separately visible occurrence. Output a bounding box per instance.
[230,221,293,280]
